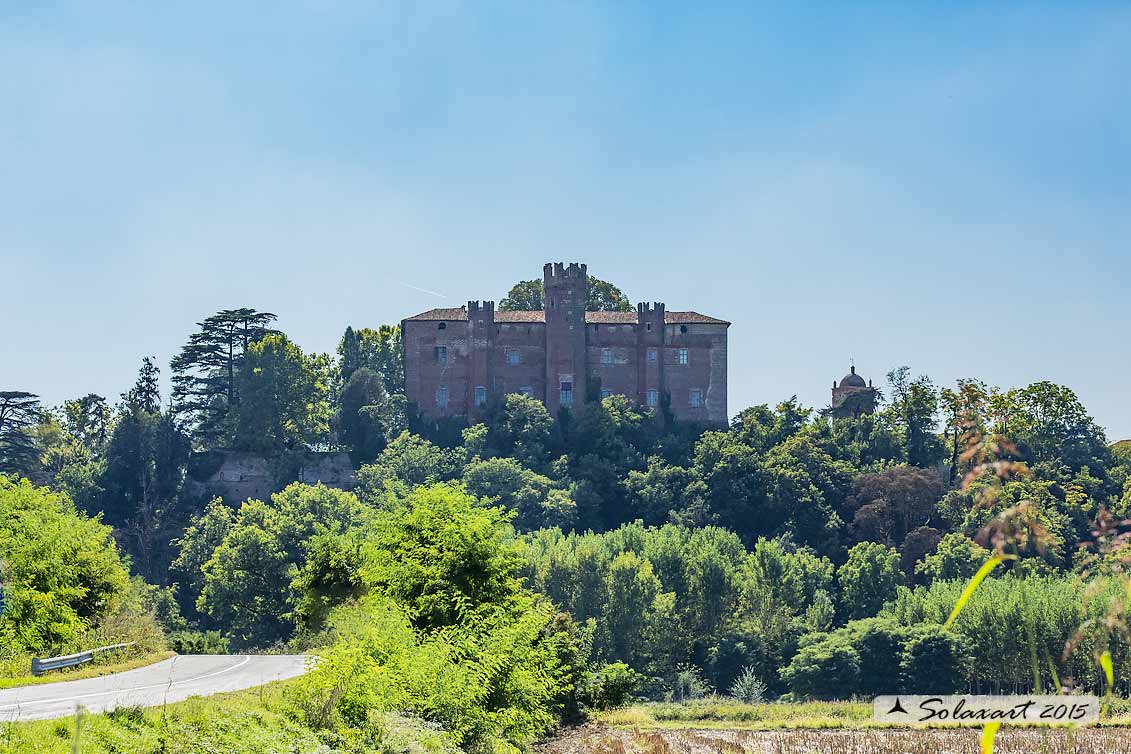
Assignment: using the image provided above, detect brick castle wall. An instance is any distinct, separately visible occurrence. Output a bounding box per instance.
[402,262,729,424]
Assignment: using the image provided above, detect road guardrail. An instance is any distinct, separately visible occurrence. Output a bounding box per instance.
[31,642,136,676]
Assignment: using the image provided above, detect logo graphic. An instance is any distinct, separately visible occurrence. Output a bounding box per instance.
[873,695,1099,725]
[886,697,908,715]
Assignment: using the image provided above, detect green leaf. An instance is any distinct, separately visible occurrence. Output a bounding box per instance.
[945,556,1006,629]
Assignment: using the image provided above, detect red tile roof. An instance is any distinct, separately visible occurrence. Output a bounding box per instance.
[404,308,729,325]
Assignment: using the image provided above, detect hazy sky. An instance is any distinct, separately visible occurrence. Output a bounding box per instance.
[3,3,1129,438]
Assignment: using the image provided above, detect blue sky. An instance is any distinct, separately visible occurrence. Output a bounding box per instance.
[3,2,1130,438]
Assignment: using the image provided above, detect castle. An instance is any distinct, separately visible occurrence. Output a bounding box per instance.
[830,365,877,418]
[402,262,730,424]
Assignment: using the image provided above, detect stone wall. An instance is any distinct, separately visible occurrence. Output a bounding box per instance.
[188,450,357,503]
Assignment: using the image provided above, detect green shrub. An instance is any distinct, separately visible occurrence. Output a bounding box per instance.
[846,618,909,696]
[900,624,970,694]
[779,636,860,700]
[728,665,766,703]
[0,476,131,653]
[168,630,230,655]
[586,662,639,709]
[670,664,712,702]
[288,484,584,750]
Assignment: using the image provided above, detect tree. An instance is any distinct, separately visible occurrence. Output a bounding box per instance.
[0,476,130,652]
[337,325,404,396]
[730,398,811,453]
[499,276,632,312]
[486,393,554,469]
[1006,382,1111,477]
[171,308,277,446]
[848,618,911,696]
[337,367,407,463]
[846,466,945,546]
[232,333,329,452]
[587,278,633,312]
[63,394,113,454]
[939,379,989,482]
[499,279,545,311]
[761,433,852,552]
[838,542,906,620]
[198,483,367,645]
[0,391,41,476]
[692,430,768,537]
[362,484,523,630]
[914,533,992,585]
[779,635,860,700]
[356,431,460,498]
[170,497,234,623]
[123,357,161,413]
[601,552,667,669]
[886,367,944,468]
[462,457,576,530]
[625,457,706,526]
[900,625,970,693]
[98,402,192,582]
[899,526,943,577]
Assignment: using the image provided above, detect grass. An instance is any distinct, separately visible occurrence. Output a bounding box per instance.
[0,651,176,691]
[599,697,1131,731]
[0,680,459,754]
[599,699,873,731]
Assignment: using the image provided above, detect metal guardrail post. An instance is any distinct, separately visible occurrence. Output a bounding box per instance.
[30,642,136,676]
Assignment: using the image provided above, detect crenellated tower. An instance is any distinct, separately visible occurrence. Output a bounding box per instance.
[636,301,665,408]
[544,262,588,414]
[467,300,495,418]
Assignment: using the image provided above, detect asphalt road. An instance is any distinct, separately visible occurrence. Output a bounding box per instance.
[0,654,309,722]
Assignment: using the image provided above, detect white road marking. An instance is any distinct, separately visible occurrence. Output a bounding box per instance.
[0,655,254,710]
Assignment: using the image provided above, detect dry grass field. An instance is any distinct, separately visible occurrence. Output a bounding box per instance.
[540,723,1131,754]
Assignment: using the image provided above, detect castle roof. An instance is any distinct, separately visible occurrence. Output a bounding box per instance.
[838,365,867,388]
[404,308,729,325]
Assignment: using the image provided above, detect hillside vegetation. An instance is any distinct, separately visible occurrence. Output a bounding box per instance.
[5,295,1131,750]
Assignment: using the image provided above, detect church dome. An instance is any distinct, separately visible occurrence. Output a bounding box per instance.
[839,366,867,388]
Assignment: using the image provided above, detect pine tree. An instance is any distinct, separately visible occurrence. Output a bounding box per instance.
[170,308,277,446]
[0,391,42,476]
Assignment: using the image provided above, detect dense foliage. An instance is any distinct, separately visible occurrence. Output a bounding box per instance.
[6,294,1131,748]
[0,476,133,653]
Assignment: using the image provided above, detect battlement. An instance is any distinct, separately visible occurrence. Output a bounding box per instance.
[467,300,495,318]
[544,262,588,284]
[636,301,666,318]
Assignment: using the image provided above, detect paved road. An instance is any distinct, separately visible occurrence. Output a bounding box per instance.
[0,654,309,722]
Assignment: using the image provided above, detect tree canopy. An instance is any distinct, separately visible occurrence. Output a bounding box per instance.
[499,276,633,312]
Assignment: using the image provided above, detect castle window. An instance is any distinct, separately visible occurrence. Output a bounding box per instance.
[680,325,688,334]
[435,346,448,365]
[560,380,573,407]
[647,389,658,407]
[646,322,653,332]
[435,385,449,410]
[507,349,522,365]
[678,348,688,365]
[647,349,657,363]
[602,348,614,365]
[690,389,702,408]
[475,386,487,407]
[438,322,446,330]
[601,389,612,400]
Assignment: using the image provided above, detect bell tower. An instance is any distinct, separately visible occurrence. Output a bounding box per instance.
[544,262,588,414]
